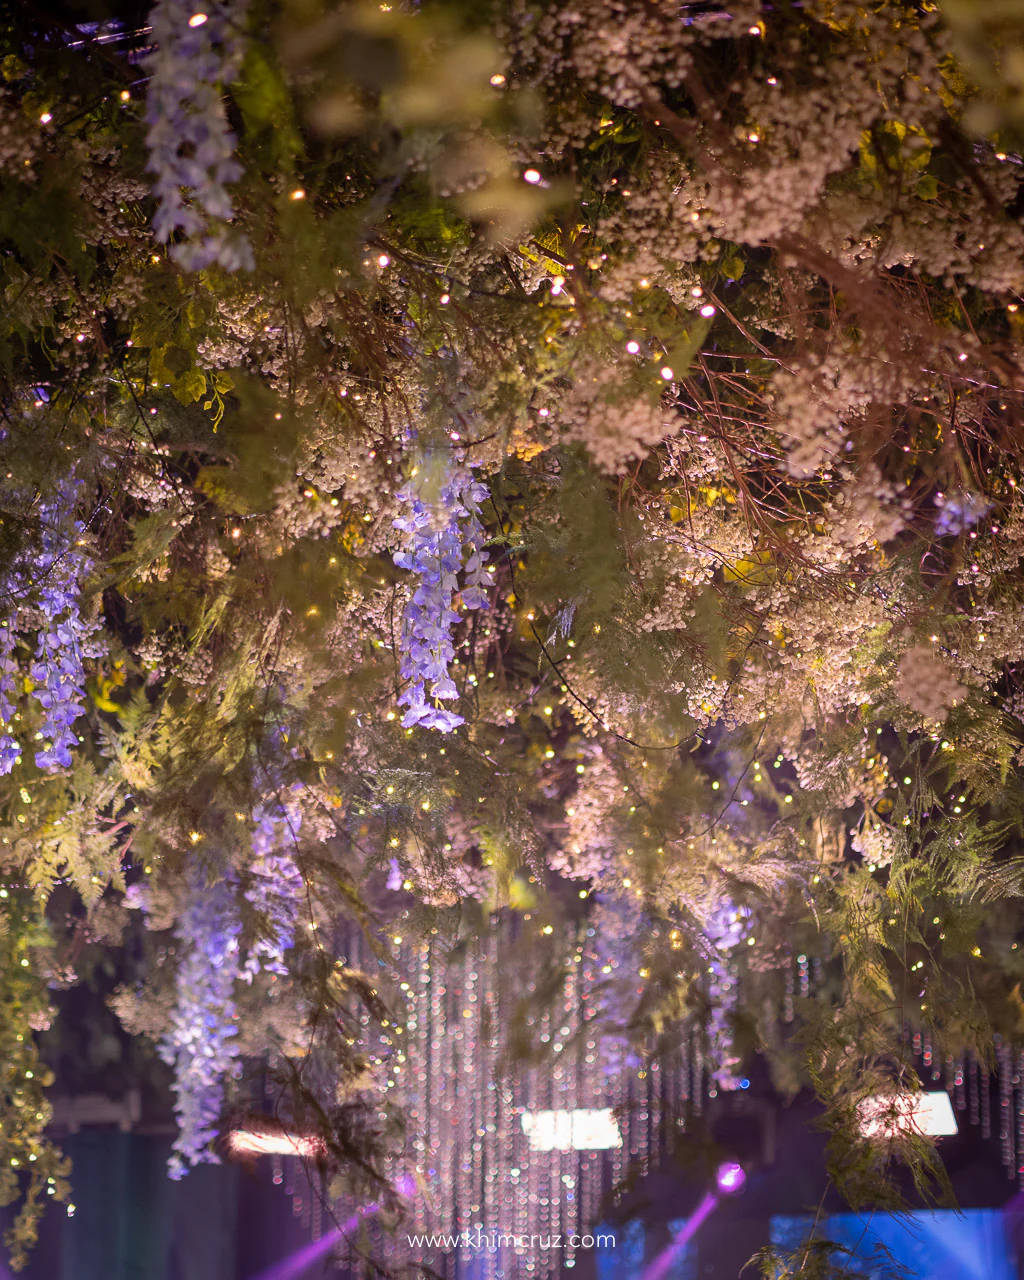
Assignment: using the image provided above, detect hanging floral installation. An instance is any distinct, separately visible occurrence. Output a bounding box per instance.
[0,0,1024,1271]
[393,451,493,731]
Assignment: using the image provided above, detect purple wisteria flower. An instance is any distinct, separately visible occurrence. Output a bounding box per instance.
[702,902,750,1091]
[934,489,991,537]
[144,0,253,272]
[241,791,304,982]
[161,872,242,1179]
[392,453,491,732]
[0,621,21,773]
[28,487,102,772]
[0,480,101,777]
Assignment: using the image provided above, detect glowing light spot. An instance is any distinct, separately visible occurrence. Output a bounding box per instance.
[716,1161,746,1193]
[523,169,542,184]
[228,1128,325,1158]
[521,1109,621,1151]
[188,12,208,26]
[859,1092,957,1138]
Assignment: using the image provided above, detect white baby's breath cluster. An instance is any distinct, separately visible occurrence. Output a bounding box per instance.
[896,644,967,723]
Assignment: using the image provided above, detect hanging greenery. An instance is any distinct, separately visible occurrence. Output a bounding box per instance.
[1,0,1024,1270]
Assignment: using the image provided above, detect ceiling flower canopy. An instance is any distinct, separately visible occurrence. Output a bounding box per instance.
[0,0,1022,1271]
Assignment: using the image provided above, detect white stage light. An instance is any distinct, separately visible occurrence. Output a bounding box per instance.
[520,1108,622,1151]
[227,1128,325,1158]
[859,1091,958,1139]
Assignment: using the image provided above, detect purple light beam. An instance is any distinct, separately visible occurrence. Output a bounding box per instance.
[639,1192,720,1280]
[247,1203,379,1280]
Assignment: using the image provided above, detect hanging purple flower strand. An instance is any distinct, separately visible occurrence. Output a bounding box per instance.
[392,454,491,732]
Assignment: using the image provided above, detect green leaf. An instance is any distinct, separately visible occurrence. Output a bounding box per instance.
[171,369,207,405]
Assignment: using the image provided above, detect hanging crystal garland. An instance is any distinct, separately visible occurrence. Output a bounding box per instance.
[906,1034,1008,1178]
[306,914,707,1280]
[263,918,1024,1274]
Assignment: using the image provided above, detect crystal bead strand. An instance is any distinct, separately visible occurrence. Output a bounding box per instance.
[969,1053,980,1128]
[692,1036,704,1117]
[797,952,810,1000]
[650,1058,661,1166]
[312,1181,322,1242]
[513,1023,530,1271]
[1018,1050,1024,1190]
[954,1057,966,1112]
[678,1032,691,1130]
[467,955,482,1254]
[455,956,473,1269]
[982,1054,992,1139]
[410,943,428,1229]
[998,1037,1014,1176]
[525,1012,541,1278]
[483,927,500,1280]
[636,1063,650,1177]
[441,948,457,1243]
[561,958,578,1271]
[538,1004,554,1278]
[426,938,443,1233]
[609,1047,626,1199]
